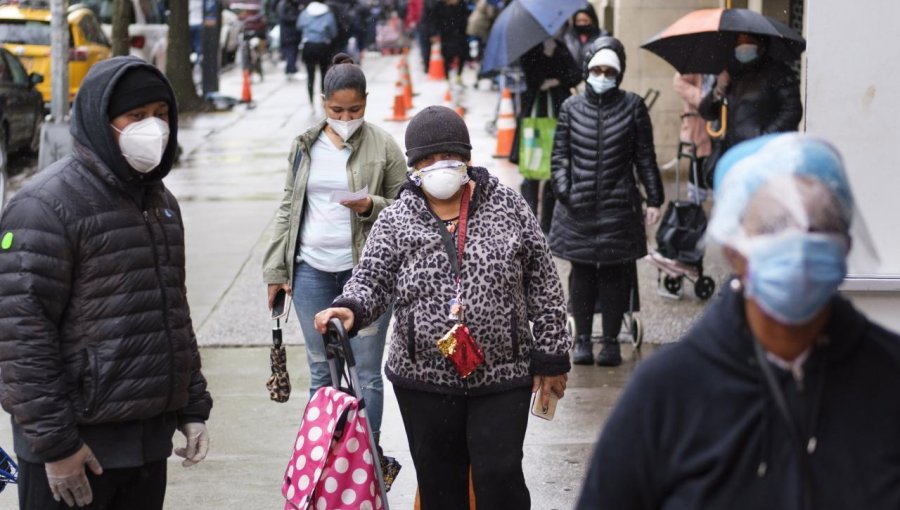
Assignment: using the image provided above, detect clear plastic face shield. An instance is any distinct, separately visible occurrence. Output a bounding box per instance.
[708,134,880,324]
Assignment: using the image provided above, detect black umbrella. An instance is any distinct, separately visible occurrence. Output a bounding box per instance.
[641,8,805,74]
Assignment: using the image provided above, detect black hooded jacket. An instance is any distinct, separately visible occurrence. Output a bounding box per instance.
[549,37,664,265]
[577,281,900,510]
[0,57,212,468]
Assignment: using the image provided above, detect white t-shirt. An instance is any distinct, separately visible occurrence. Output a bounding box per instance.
[298,132,354,272]
[189,0,203,26]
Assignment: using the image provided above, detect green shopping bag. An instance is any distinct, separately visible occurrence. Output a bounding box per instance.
[518,93,557,180]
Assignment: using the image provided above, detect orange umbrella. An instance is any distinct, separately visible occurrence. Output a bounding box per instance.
[641,8,805,74]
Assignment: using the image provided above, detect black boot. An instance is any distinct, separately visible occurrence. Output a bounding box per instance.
[596,337,622,367]
[572,334,594,365]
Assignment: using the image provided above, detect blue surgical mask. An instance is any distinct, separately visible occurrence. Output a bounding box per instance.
[587,75,616,95]
[738,232,848,325]
[735,44,759,64]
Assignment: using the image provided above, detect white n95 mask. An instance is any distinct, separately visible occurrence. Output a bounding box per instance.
[415,160,469,200]
[113,117,170,173]
[326,117,365,141]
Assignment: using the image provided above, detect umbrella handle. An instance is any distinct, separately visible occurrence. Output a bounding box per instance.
[706,102,728,139]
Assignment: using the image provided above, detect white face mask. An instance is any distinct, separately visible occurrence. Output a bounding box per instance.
[587,74,617,95]
[735,43,759,64]
[112,117,170,173]
[415,159,469,200]
[326,117,365,141]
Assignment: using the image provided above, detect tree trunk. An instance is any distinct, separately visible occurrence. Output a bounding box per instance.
[166,0,204,111]
[110,0,132,56]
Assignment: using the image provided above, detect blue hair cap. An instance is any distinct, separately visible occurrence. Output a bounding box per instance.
[709,133,854,242]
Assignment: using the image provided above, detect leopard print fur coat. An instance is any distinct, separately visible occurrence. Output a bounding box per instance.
[333,167,572,395]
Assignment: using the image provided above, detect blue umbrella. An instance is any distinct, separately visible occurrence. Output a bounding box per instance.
[481,0,587,74]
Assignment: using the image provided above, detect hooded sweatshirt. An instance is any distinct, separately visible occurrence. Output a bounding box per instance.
[70,56,179,208]
[0,57,211,468]
[576,280,900,510]
[297,1,338,44]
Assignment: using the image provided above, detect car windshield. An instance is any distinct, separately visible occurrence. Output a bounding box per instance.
[0,20,51,45]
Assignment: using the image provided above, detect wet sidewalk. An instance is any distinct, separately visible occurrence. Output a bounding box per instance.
[0,49,724,509]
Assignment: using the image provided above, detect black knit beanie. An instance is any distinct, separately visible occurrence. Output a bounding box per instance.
[107,67,174,119]
[404,106,472,167]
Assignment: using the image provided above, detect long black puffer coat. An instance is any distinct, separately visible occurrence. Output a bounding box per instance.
[549,37,664,266]
[699,55,802,154]
[0,57,212,467]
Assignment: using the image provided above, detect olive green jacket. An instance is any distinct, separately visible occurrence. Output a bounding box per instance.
[262,120,407,284]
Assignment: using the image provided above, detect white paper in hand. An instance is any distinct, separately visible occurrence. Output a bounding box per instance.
[330,185,369,203]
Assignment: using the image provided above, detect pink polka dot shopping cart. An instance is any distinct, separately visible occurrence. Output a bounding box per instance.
[281,319,392,510]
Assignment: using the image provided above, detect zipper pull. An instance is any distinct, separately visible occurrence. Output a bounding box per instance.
[142,210,150,222]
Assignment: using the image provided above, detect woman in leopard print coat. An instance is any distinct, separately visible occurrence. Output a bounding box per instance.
[315,106,571,509]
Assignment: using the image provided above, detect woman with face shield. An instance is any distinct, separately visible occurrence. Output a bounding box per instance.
[314,105,572,509]
[575,133,900,510]
[262,53,407,456]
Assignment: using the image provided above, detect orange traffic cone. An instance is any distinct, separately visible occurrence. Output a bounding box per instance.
[493,87,516,158]
[402,60,415,110]
[240,69,253,104]
[452,84,465,118]
[428,39,446,81]
[385,80,409,122]
[443,87,453,109]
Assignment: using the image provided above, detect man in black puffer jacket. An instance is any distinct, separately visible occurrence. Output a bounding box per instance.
[549,36,664,367]
[0,57,212,509]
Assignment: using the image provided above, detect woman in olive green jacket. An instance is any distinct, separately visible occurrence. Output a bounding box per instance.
[262,53,407,441]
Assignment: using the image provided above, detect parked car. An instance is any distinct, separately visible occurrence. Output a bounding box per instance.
[0,3,111,103]
[0,47,44,213]
[96,0,243,70]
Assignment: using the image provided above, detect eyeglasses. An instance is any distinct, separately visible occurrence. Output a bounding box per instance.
[589,68,618,78]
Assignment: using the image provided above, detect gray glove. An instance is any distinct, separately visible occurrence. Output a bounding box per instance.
[174,422,209,467]
[45,444,103,507]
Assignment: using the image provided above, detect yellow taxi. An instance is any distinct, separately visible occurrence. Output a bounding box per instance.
[0,2,111,103]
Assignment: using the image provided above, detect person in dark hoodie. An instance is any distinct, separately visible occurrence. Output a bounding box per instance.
[0,56,213,509]
[550,36,663,367]
[576,133,900,510]
[562,5,608,66]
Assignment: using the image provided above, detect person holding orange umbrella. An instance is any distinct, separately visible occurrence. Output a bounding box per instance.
[641,8,806,186]
[697,32,803,185]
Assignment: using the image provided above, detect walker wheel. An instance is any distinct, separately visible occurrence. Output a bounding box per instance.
[663,275,683,295]
[630,316,643,350]
[694,276,716,300]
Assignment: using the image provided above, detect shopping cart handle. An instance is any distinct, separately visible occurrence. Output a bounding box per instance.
[324,318,356,368]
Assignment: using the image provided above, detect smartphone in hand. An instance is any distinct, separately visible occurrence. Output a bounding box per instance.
[271,289,289,321]
[531,387,558,421]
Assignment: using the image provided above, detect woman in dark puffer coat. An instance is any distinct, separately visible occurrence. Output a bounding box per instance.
[549,36,664,367]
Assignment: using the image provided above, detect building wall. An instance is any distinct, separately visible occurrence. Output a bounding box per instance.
[805,0,900,332]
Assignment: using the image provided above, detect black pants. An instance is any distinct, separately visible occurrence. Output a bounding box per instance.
[569,261,638,339]
[395,386,532,510]
[281,36,299,75]
[18,458,167,510]
[520,178,555,233]
[301,42,333,102]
